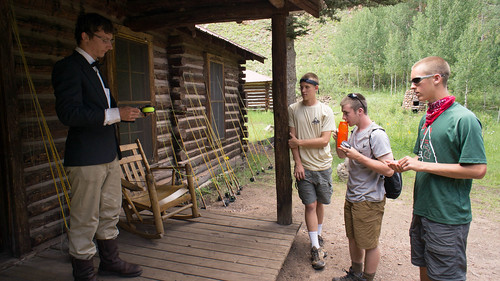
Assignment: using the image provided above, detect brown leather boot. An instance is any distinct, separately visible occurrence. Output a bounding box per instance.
[96,239,142,277]
[71,257,97,281]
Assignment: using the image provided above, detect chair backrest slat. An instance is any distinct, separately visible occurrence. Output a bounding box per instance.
[119,141,149,190]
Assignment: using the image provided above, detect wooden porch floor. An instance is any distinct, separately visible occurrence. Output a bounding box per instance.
[0,210,301,281]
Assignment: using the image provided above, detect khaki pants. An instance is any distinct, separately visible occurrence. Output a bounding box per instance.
[66,158,121,260]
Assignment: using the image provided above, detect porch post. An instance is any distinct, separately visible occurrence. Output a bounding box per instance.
[272,12,292,225]
[0,2,31,257]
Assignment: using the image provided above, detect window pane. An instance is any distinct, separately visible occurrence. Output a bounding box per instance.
[131,73,147,100]
[115,36,153,159]
[209,61,224,139]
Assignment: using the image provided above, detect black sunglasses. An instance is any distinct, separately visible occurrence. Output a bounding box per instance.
[410,74,445,85]
[348,93,366,112]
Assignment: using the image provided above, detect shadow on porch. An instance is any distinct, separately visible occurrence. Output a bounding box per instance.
[0,209,301,281]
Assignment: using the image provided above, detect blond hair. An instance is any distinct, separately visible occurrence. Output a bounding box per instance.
[300,72,319,84]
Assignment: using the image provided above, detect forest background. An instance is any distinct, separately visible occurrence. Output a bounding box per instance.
[202,0,500,212]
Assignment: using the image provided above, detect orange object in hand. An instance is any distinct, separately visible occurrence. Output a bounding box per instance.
[337,121,348,147]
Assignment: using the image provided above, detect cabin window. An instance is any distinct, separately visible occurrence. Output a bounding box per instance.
[109,28,155,160]
[208,58,225,140]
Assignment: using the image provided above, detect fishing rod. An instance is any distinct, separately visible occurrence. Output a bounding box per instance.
[230,87,274,173]
[217,86,260,184]
[10,6,71,229]
[230,88,274,171]
[170,104,229,206]
[155,108,207,209]
[182,74,238,201]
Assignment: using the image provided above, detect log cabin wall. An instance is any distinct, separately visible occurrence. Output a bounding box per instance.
[166,29,248,184]
[7,0,255,252]
[9,0,176,249]
[246,81,274,111]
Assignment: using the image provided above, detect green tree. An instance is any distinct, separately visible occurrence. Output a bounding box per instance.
[382,2,415,94]
[453,0,500,110]
[333,7,389,90]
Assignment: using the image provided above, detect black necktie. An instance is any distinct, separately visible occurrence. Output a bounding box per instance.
[91,61,101,69]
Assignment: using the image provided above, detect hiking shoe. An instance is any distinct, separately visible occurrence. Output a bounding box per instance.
[318,235,324,247]
[311,246,326,270]
[332,267,366,281]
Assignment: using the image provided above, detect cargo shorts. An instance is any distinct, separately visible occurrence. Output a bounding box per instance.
[296,167,333,205]
[410,214,470,281]
[344,198,386,249]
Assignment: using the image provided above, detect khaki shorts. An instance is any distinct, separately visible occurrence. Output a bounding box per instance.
[344,199,385,249]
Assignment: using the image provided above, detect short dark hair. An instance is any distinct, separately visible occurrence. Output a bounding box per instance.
[74,13,113,45]
[340,93,368,114]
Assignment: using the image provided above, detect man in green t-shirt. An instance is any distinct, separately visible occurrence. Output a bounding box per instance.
[388,56,487,281]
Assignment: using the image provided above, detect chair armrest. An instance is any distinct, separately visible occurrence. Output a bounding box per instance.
[121,178,143,191]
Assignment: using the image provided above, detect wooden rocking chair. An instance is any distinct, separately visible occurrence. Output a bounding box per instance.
[118,139,200,239]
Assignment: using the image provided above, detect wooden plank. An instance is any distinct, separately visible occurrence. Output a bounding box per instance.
[120,233,284,270]
[120,243,278,277]
[0,251,72,281]
[165,219,294,246]
[159,229,291,257]
[194,211,299,235]
[119,251,275,281]
[161,227,292,250]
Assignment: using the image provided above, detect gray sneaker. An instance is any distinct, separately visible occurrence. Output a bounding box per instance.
[318,235,324,247]
[311,246,326,270]
[332,267,366,281]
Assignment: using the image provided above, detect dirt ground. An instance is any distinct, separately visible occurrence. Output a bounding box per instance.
[206,171,500,281]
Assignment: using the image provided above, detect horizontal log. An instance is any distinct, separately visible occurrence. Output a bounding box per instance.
[22,141,66,168]
[156,150,176,164]
[169,65,204,77]
[24,164,67,199]
[176,115,208,130]
[27,192,62,218]
[29,206,67,230]
[30,217,67,247]
[168,56,204,68]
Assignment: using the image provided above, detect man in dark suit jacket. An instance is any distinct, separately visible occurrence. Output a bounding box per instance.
[52,13,142,281]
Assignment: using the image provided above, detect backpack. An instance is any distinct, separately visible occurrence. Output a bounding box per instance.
[369,127,403,199]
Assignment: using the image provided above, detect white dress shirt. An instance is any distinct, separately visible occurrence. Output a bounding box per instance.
[75,47,120,125]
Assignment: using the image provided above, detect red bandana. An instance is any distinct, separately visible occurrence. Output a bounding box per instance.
[425,96,455,127]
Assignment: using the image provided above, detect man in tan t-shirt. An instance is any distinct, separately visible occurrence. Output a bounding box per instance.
[288,72,336,270]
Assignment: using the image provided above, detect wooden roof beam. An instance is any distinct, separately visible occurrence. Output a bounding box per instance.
[288,0,320,17]
[126,0,259,15]
[125,2,280,32]
[269,0,285,8]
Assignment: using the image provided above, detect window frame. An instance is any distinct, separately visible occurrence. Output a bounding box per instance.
[106,25,157,161]
[205,53,226,141]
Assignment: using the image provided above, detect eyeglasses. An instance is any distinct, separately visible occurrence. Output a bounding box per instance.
[347,93,366,112]
[410,74,436,85]
[93,33,114,45]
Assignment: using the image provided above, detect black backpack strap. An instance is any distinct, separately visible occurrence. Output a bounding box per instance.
[368,126,385,159]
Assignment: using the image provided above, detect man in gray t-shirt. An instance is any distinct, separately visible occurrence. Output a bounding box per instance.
[346,122,391,202]
[332,93,395,281]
